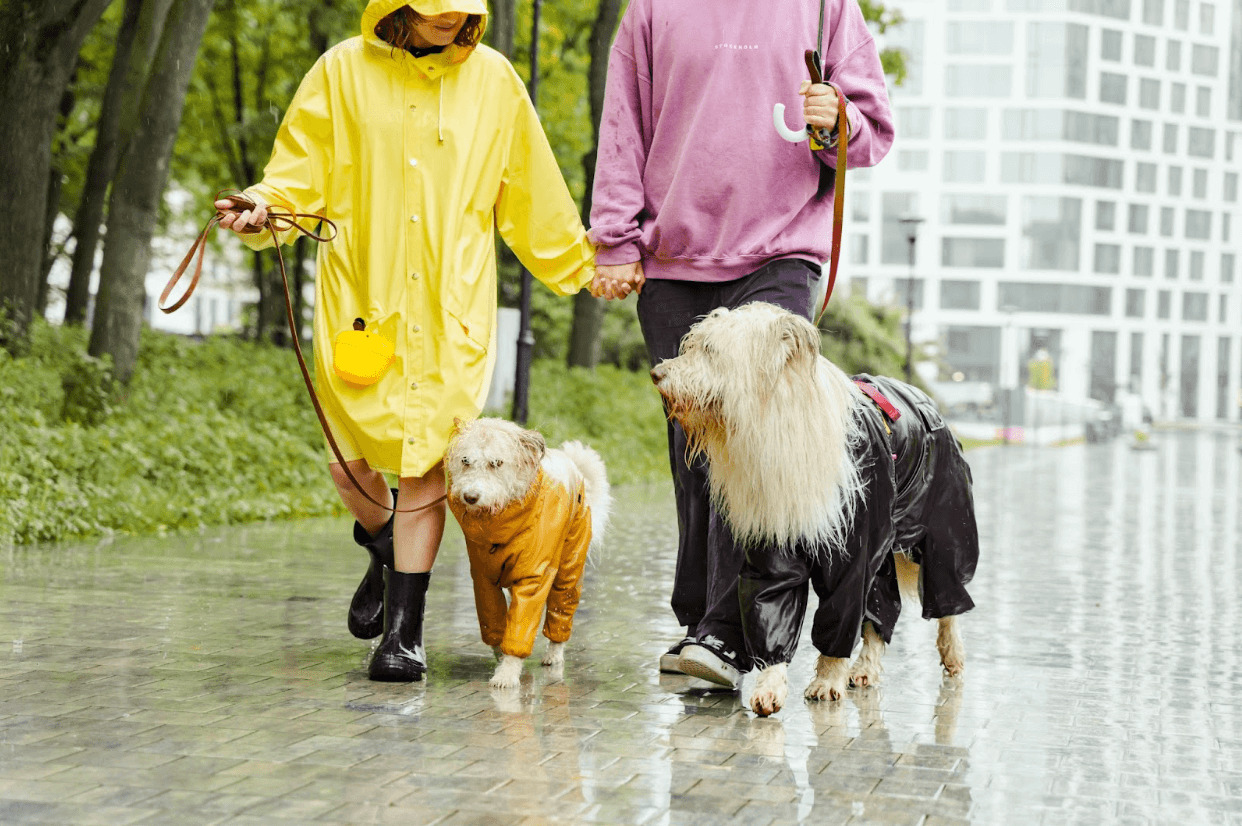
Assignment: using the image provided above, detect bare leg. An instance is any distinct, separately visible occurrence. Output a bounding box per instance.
[329,459,392,536]
[394,464,447,574]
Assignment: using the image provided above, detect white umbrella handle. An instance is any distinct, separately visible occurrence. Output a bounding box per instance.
[773,103,809,143]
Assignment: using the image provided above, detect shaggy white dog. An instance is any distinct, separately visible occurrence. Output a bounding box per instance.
[445,418,610,689]
[651,302,976,717]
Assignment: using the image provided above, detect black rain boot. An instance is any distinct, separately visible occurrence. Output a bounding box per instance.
[368,569,431,682]
[347,489,397,640]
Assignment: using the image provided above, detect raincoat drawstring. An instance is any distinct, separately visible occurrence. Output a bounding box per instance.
[438,76,445,142]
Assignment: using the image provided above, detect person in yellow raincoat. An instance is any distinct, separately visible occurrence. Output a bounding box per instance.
[217,0,596,682]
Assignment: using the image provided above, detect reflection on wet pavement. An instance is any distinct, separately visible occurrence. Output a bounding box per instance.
[1,429,1241,824]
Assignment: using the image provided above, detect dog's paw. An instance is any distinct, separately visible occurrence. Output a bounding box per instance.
[749,664,788,717]
[937,617,965,677]
[489,654,524,689]
[540,641,565,667]
[849,625,885,688]
[804,655,849,702]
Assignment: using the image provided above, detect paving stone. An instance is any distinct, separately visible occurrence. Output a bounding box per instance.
[2,431,1241,822]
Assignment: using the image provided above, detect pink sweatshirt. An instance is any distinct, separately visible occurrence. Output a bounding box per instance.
[589,0,894,283]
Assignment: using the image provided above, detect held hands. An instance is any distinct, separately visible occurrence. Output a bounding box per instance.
[589,260,645,301]
[799,80,840,134]
[214,196,268,234]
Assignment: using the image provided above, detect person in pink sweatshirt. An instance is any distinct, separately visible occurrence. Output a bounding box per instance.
[587,0,894,688]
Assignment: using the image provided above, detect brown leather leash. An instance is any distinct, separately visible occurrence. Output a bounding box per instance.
[160,190,444,516]
[804,49,848,328]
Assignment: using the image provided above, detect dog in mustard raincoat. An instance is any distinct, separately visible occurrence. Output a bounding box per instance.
[446,419,611,688]
[215,0,597,684]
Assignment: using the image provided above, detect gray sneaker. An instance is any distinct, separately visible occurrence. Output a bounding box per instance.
[659,636,696,674]
[677,643,740,689]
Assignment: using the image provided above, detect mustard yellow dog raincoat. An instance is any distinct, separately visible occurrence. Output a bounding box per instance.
[241,0,595,477]
[449,471,593,659]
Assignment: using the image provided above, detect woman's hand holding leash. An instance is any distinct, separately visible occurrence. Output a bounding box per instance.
[214,195,268,233]
[590,261,645,301]
[799,80,840,135]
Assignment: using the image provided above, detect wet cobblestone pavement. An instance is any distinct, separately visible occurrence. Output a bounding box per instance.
[2,428,1241,824]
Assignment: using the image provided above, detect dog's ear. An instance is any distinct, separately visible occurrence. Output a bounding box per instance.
[519,427,546,461]
[778,312,821,365]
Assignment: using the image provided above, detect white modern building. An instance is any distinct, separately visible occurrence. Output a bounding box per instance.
[850,0,1242,424]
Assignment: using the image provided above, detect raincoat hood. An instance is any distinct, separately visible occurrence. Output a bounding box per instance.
[362,0,489,65]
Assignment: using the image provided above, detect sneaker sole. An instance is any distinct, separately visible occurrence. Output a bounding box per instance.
[677,647,739,689]
[659,652,685,674]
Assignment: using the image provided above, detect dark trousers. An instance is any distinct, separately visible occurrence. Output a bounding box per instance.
[636,258,819,669]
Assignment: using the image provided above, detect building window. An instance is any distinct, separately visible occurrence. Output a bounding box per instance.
[1134,246,1155,277]
[945,151,987,183]
[1224,253,1236,283]
[1065,111,1120,145]
[1174,0,1190,29]
[1130,331,1144,391]
[1182,291,1208,321]
[1128,203,1150,233]
[947,21,1014,54]
[997,282,1111,315]
[1101,29,1123,61]
[1196,87,1212,117]
[1143,0,1165,26]
[1186,209,1212,240]
[1157,290,1171,318]
[1216,335,1230,420]
[1100,73,1127,104]
[1094,243,1122,274]
[1200,3,1215,35]
[1189,250,1205,280]
[1219,298,1229,324]
[881,192,919,265]
[1134,34,1156,66]
[1167,167,1183,197]
[898,150,930,171]
[851,234,869,265]
[940,279,982,310]
[1163,123,1178,153]
[943,194,1007,225]
[947,65,1013,97]
[1021,196,1082,271]
[1095,201,1116,231]
[1190,44,1219,75]
[1165,38,1181,70]
[1064,154,1124,188]
[1225,172,1239,202]
[1224,214,1233,243]
[944,108,988,140]
[1192,168,1207,199]
[1171,82,1187,113]
[1026,23,1089,99]
[897,106,932,139]
[1160,206,1176,236]
[942,238,1006,268]
[1181,334,1200,418]
[886,19,924,96]
[1003,108,1060,140]
[1187,127,1215,158]
[1131,119,1153,150]
[852,194,872,222]
[1126,288,1146,317]
[1139,78,1160,109]
[1165,248,1180,279]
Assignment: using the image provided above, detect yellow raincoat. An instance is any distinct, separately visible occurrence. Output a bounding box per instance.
[242,0,595,477]
[449,471,593,658]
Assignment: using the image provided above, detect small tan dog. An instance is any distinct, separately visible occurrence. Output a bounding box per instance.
[651,302,978,717]
[445,418,610,689]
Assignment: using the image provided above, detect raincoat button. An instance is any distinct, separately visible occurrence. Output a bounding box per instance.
[412,325,421,333]
[411,272,420,279]
[408,438,415,445]
[409,158,418,167]
[410,382,418,390]
[410,214,420,223]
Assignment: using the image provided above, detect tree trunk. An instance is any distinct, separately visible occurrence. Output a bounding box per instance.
[487,0,516,58]
[566,0,623,369]
[64,0,168,327]
[37,167,65,317]
[88,0,216,384]
[0,0,114,353]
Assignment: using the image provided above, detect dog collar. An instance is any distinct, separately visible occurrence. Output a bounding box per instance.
[854,380,901,423]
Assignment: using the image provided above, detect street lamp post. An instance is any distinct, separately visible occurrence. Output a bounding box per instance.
[511,0,542,425]
[898,215,924,384]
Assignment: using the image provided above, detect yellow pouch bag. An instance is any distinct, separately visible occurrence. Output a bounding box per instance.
[333,318,395,386]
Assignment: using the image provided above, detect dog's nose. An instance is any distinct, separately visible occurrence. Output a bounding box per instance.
[650,362,667,384]
[463,492,478,505]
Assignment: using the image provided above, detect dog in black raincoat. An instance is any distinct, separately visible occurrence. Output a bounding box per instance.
[650,302,979,717]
